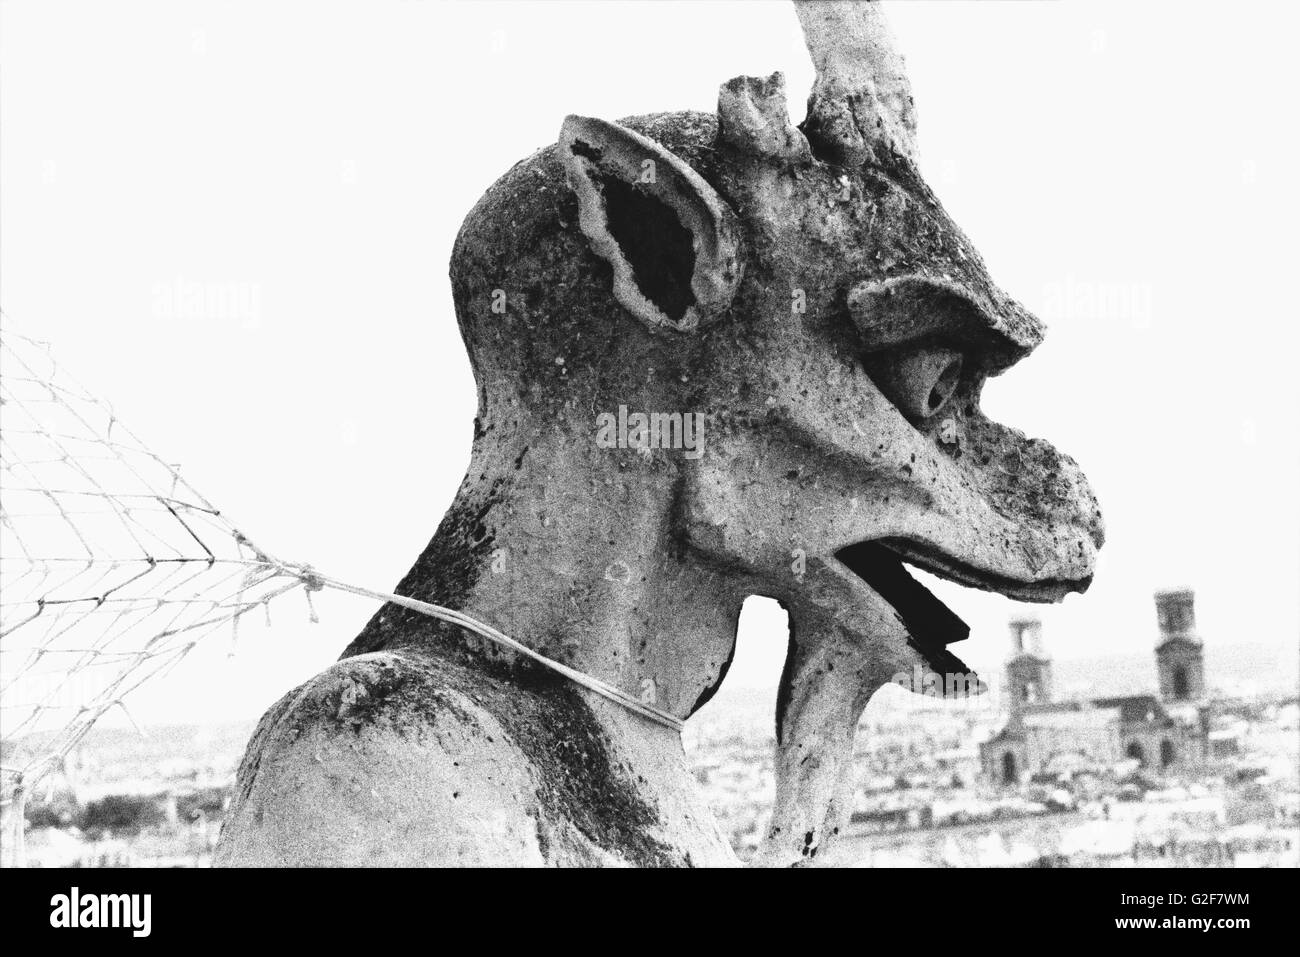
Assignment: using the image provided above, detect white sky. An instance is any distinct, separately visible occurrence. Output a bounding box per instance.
[2,1,1298,727]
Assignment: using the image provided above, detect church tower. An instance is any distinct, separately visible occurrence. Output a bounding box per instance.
[1005,618,1052,713]
[1154,589,1205,702]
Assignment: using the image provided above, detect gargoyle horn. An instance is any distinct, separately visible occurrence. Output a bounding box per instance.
[796,0,918,166]
[718,1,917,168]
[717,72,812,164]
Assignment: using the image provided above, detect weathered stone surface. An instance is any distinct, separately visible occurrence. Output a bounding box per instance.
[216,646,735,866]
[796,0,918,167]
[217,0,1102,867]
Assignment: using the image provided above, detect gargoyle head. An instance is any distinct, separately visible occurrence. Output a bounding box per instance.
[399,0,1103,865]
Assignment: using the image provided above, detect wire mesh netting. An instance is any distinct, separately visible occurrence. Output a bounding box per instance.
[0,317,320,826]
[0,315,683,866]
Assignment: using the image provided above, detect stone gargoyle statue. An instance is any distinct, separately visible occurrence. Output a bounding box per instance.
[215,0,1103,867]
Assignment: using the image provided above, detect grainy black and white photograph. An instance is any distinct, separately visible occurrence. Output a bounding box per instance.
[0,0,1296,914]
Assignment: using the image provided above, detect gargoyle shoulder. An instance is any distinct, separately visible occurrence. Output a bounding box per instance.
[214,651,549,866]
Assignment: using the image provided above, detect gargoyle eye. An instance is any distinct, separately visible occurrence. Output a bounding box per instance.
[862,344,964,426]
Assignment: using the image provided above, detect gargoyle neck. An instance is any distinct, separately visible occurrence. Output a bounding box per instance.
[346,434,744,723]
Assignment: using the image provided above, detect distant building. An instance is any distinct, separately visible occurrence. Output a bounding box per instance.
[1154,589,1206,702]
[980,591,1211,785]
[1004,619,1052,707]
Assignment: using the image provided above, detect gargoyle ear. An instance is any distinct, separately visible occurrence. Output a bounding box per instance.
[558,115,745,333]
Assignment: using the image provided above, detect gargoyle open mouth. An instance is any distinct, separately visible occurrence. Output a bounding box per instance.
[835,538,1093,680]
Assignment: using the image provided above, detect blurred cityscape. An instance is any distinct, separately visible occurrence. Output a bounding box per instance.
[3,590,1297,868]
[688,591,1299,867]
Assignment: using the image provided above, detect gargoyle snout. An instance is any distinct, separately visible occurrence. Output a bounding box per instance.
[963,413,1106,562]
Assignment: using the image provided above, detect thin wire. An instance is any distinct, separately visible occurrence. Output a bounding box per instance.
[283,564,684,733]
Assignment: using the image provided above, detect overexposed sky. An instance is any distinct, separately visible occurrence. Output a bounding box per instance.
[2,0,1298,727]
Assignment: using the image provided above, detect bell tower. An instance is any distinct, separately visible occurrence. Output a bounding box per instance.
[1154,589,1205,702]
[1005,618,1052,713]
